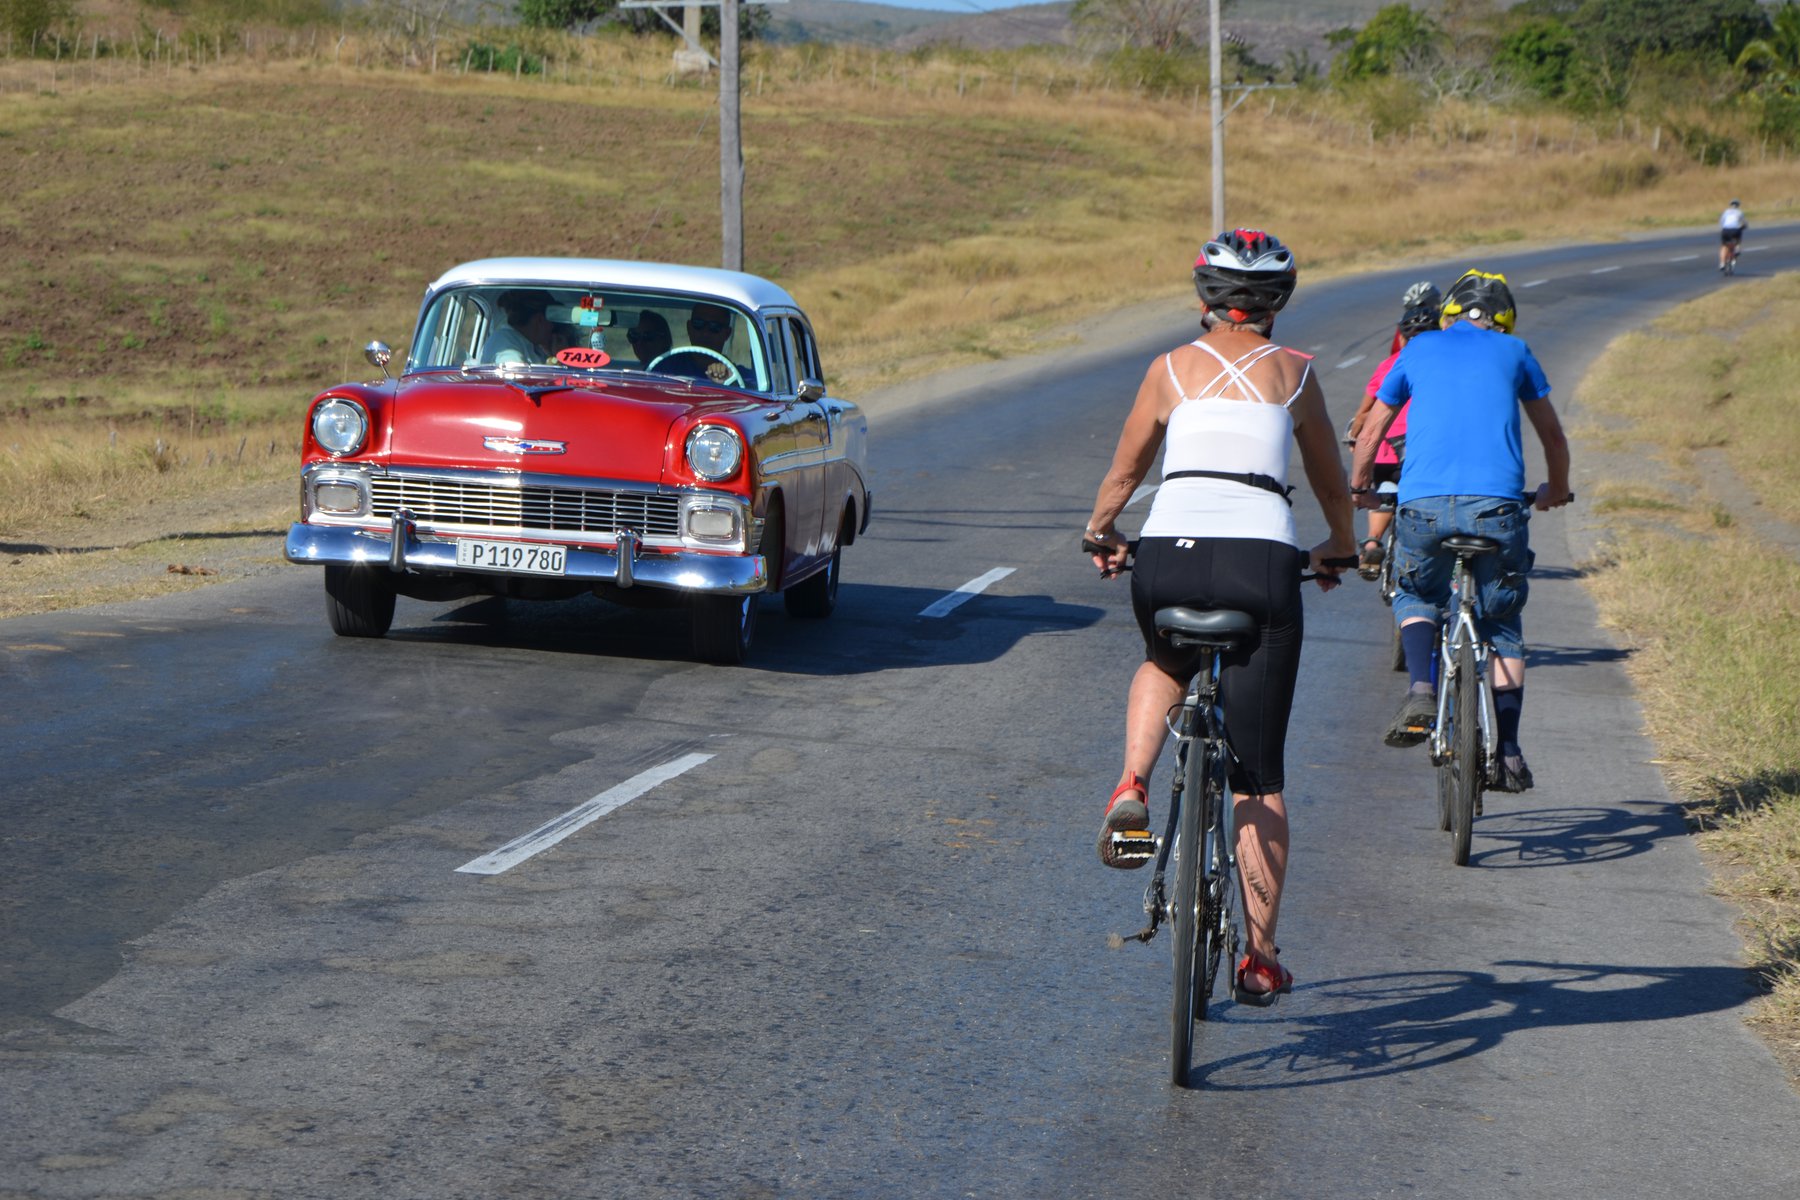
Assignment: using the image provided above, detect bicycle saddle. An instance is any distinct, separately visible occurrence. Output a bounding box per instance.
[1155,606,1257,646]
[1442,535,1501,555]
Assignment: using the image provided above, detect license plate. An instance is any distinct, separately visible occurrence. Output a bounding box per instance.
[454,539,567,576]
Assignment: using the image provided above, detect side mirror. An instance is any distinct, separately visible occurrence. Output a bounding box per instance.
[797,377,826,402]
[364,341,393,379]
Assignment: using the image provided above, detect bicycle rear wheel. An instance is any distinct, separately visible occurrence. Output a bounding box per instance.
[1449,638,1480,865]
[1169,737,1208,1086]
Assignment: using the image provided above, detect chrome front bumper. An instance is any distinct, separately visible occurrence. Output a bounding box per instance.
[285,522,767,595]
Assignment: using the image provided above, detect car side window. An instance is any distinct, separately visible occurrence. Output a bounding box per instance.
[789,318,824,386]
[763,317,795,396]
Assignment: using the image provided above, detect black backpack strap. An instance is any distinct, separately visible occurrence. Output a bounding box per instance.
[1163,469,1296,506]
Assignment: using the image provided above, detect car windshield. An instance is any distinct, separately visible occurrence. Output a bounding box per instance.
[406,284,772,393]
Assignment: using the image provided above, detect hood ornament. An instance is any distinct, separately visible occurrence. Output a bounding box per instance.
[483,436,566,455]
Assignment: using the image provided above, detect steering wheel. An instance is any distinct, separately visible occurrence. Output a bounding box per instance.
[646,345,744,387]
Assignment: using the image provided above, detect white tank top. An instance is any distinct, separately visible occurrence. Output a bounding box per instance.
[1139,339,1304,547]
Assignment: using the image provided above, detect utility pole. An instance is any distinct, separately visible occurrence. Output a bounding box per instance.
[719,0,743,270]
[1208,0,1294,238]
[620,1,782,271]
[1209,0,1224,235]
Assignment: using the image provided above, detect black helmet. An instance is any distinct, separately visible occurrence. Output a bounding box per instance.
[1398,301,1439,337]
[1193,229,1297,322]
[1440,269,1516,333]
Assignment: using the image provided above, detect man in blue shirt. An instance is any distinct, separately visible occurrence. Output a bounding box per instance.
[1350,270,1573,791]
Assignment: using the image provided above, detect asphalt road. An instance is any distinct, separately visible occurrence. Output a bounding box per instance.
[4,228,1799,1197]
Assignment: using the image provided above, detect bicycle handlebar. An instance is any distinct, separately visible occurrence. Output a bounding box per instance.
[1081,538,1355,581]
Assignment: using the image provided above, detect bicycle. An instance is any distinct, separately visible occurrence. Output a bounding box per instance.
[1369,480,1405,672]
[1422,492,1567,864]
[1722,240,1740,275]
[1086,537,1353,1085]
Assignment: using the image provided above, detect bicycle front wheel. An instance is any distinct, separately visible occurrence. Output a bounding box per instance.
[1169,738,1208,1086]
[1449,638,1481,865]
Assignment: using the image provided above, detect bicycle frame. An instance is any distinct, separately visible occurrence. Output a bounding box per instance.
[1428,554,1499,784]
[1142,650,1237,944]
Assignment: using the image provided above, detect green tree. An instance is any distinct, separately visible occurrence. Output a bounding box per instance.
[1327,4,1441,84]
[1736,0,1800,92]
[0,0,73,52]
[1496,16,1579,98]
[517,0,610,31]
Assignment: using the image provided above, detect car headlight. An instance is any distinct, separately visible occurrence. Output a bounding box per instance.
[312,398,369,456]
[685,425,743,482]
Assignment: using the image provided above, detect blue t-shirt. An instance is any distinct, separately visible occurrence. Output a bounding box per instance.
[1377,322,1551,504]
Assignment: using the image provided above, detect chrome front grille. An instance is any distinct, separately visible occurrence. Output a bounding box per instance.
[368,474,682,538]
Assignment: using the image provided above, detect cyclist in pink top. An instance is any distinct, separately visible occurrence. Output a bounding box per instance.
[1345,284,1440,579]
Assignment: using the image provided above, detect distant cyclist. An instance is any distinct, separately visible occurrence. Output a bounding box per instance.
[1720,200,1747,273]
[1349,270,1573,792]
[1345,282,1440,578]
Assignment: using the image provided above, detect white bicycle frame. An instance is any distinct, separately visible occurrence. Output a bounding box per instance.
[1427,556,1500,782]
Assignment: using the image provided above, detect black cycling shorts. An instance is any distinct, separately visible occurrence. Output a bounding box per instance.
[1129,536,1304,795]
[1721,228,1744,245]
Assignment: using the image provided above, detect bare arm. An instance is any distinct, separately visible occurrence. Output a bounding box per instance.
[1350,399,1400,496]
[1346,388,1378,444]
[1084,359,1170,574]
[1289,369,1358,574]
[1523,397,1573,509]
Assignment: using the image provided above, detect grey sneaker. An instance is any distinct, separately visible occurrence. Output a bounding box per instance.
[1493,754,1535,793]
[1384,688,1436,747]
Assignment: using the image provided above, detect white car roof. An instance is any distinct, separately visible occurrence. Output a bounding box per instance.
[425,257,801,313]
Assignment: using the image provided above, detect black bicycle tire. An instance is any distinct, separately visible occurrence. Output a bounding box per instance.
[1450,636,1480,865]
[1197,740,1229,1018]
[1170,734,1206,1086]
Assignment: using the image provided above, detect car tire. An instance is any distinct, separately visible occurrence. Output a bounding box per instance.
[324,565,397,638]
[691,593,756,665]
[784,544,840,619]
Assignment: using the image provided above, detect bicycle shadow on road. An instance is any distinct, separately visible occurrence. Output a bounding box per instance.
[1522,640,1633,668]
[1466,799,1686,868]
[1191,960,1759,1091]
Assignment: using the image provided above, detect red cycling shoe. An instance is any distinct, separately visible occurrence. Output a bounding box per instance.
[1096,773,1150,870]
[1233,949,1294,1008]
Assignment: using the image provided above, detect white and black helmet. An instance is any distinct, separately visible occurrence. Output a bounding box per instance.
[1193,229,1297,323]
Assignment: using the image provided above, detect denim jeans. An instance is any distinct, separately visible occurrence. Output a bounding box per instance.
[1391,494,1533,659]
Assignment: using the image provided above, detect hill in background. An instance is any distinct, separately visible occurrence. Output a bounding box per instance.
[763,0,1414,67]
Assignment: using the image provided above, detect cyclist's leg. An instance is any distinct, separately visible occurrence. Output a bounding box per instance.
[1211,541,1301,980]
[1234,790,1288,962]
[1467,499,1534,790]
[1387,497,1454,742]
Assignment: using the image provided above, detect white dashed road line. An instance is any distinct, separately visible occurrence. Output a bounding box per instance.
[1590,265,1620,274]
[1521,279,1548,288]
[1669,254,1700,262]
[455,752,715,876]
[921,567,1015,618]
[1336,354,1366,371]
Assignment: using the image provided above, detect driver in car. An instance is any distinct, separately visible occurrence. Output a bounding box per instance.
[657,302,748,383]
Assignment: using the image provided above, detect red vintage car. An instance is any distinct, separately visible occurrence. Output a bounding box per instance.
[284,258,871,663]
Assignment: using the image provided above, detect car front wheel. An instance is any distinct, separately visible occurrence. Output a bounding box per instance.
[324,565,397,638]
[691,593,756,664]
[783,543,840,619]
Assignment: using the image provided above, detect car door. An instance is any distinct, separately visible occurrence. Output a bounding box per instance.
[761,313,829,568]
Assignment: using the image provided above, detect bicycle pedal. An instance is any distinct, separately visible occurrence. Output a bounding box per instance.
[1107,830,1156,862]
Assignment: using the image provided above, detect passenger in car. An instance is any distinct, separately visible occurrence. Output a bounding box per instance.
[481,290,557,365]
[626,310,673,367]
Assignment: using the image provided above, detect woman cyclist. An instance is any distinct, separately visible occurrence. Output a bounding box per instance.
[1345,283,1442,578]
[1083,230,1356,1005]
